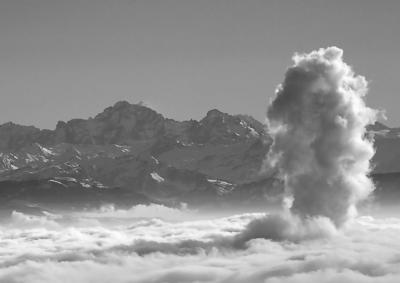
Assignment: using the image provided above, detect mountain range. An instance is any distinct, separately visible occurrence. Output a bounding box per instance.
[0,101,398,214]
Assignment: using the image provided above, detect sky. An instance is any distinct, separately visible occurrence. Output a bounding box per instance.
[0,0,399,129]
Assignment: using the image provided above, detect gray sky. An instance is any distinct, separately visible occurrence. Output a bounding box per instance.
[1,0,399,129]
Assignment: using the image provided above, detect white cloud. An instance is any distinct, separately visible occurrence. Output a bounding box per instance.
[1,208,400,283]
[264,47,377,227]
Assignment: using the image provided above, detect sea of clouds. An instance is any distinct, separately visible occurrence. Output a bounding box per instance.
[0,204,400,283]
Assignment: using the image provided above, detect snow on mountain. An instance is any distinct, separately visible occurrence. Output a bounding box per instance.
[150,172,165,183]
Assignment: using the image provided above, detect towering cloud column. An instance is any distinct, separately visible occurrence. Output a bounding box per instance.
[266,47,377,227]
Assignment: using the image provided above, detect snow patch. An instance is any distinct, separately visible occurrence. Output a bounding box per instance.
[36,143,55,156]
[48,180,67,187]
[178,140,194,147]
[25,153,38,163]
[10,164,18,170]
[73,147,82,156]
[240,120,259,137]
[54,177,77,183]
[248,126,260,137]
[114,144,131,153]
[208,179,235,195]
[151,156,159,165]
[150,172,165,183]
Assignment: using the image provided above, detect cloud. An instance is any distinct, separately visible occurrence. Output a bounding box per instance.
[1,208,400,283]
[82,203,198,222]
[8,211,61,229]
[264,46,377,227]
[233,213,337,246]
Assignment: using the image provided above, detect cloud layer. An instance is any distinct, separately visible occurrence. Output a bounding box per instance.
[1,206,400,283]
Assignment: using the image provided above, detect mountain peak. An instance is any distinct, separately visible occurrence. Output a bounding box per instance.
[112,100,131,109]
[0,122,43,151]
[111,100,149,110]
[0,121,14,127]
[0,121,38,129]
[201,109,228,125]
[205,109,224,117]
[98,101,161,118]
[52,101,166,145]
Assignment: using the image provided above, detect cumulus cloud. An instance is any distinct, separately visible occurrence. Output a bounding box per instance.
[264,46,377,227]
[231,47,379,244]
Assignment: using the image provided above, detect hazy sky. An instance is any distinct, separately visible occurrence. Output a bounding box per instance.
[1,0,399,129]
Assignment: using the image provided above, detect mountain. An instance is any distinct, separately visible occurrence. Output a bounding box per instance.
[0,101,398,213]
[53,101,166,145]
[0,101,271,212]
[367,122,400,173]
[0,101,266,150]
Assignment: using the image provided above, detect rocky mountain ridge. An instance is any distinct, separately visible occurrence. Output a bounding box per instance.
[0,102,271,211]
[0,101,265,152]
[0,101,398,212]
